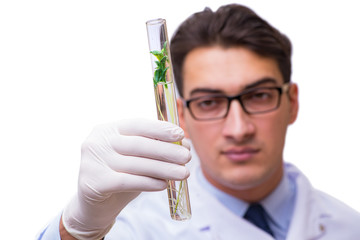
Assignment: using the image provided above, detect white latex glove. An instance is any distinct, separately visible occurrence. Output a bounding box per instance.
[62,118,191,240]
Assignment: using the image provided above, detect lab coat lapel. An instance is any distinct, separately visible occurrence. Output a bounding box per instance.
[286,165,329,240]
[189,170,274,240]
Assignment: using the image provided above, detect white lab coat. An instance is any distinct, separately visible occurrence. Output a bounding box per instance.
[105,162,360,240]
[37,162,360,239]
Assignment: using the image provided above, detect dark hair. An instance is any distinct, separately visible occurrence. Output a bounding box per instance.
[170,4,292,97]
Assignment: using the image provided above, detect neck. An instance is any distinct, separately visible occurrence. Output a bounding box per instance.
[206,164,284,203]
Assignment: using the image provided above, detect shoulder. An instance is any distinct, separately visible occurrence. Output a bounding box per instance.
[285,162,360,217]
[316,189,360,221]
[108,190,174,239]
[107,170,206,239]
[314,190,360,238]
[285,163,360,236]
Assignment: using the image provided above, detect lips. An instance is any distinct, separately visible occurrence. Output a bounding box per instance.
[222,147,259,162]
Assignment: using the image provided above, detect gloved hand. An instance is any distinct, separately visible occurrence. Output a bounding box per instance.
[62,118,191,240]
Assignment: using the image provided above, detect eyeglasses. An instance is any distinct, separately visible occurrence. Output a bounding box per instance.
[184,83,290,121]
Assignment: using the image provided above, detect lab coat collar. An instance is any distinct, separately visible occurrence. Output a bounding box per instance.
[188,166,274,240]
[285,163,331,240]
[188,163,332,240]
[190,188,275,239]
[261,170,296,232]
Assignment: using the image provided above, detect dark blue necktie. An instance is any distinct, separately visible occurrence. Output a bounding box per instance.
[244,203,274,237]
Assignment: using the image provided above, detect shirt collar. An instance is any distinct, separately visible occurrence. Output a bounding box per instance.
[196,167,248,218]
[260,171,296,231]
[196,165,296,230]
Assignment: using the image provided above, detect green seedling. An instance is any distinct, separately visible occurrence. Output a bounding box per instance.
[150,41,169,88]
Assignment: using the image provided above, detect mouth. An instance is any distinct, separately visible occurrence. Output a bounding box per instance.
[221,147,260,163]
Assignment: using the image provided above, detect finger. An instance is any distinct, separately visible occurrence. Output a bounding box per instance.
[114,118,184,142]
[181,138,191,151]
[79,160,171,194]
[110,135,191,164]
[106,153,190,181]
[90,171,169,193]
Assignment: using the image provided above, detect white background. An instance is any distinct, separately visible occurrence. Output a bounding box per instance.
[1,0,359,238]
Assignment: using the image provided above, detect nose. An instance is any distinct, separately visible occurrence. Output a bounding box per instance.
[222,100,256,142]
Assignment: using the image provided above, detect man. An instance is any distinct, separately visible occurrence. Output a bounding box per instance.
[38,4,360,240]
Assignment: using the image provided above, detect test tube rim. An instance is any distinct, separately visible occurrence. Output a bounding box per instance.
[146,18,166,26]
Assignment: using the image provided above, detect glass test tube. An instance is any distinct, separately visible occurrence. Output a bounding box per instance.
[146,18,191,220]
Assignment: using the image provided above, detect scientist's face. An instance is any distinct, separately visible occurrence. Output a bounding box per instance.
[177,46,298,201]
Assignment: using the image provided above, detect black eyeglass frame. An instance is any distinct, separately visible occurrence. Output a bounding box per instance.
[184,83,291,121]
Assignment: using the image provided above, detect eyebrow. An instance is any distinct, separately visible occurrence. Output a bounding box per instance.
[189,77,278,97]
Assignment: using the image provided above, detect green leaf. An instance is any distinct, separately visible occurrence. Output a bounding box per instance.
[151,41,170,87]
[154,69,162,84]
[150,50,162,55]
[160,56,167,64]
[162,41,167,56]
[150,50,163,61]
[162,66,169,76]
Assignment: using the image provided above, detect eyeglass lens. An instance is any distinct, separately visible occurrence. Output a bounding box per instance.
[188,87,281,120]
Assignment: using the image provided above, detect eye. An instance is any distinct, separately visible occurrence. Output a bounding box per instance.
[198,99,218,108]
[254,92,272,99]
[244,89,275,102]
[194,97,226,111]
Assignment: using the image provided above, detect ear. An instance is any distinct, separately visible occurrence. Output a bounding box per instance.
[177,98,189,138]
[287,83,299,124]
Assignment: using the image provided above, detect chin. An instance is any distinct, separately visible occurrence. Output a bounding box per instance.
[219,167,270,189]
[223,177,264,191]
